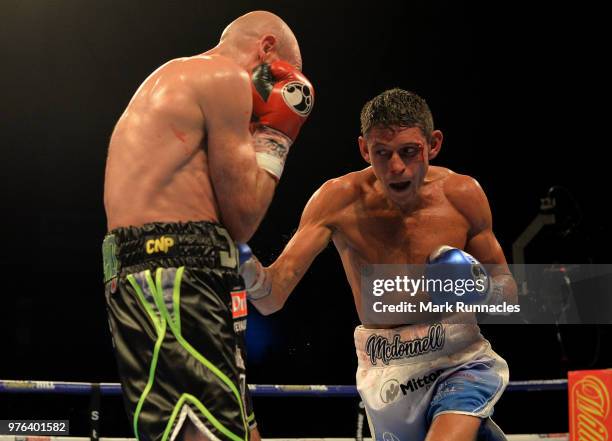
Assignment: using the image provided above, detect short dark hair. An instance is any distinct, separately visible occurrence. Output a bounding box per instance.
[360,88,434,140]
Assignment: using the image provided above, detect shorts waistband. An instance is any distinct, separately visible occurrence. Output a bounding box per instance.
[102,221,237,283]
[354,322,483,368]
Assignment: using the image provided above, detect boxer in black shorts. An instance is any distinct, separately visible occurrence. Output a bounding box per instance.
[104,222,253,441]
[102,10,314,441]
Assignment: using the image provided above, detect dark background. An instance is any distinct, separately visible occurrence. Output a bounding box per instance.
[1,0,609,438]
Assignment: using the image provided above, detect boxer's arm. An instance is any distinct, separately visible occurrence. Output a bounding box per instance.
[447,174,518,304]
[198,60,276,243]
[250,180,349,315]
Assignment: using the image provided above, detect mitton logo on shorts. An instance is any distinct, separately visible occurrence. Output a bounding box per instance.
[281,81,313,116]
[379,370,444,404]
[400,369,443,394]
[231,290,248,319]
[379,378,401,404]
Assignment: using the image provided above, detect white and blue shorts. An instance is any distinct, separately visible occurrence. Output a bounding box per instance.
[355,322,509,441]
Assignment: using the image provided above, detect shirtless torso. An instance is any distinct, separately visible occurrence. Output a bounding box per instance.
[103,12,313,441]
[244,91,515,441]
[257,165,511,325]
[331,166,475,320]
[105,56,219,230]
[104,54,276,242]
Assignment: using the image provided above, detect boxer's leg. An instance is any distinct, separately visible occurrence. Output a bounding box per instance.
[425,352,509,441]
[105,223,250,441]
[249,427,261,441]
[476,418,507,441]
[425,414,480,441]
[426,415,507,441]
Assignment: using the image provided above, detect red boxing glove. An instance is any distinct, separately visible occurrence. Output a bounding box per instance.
[250,61,314,179]
[251,60,314,141]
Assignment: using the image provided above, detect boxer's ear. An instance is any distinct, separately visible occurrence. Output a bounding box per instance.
[358,136,371,164]
[258,35,276,62]
[428,130,443,161]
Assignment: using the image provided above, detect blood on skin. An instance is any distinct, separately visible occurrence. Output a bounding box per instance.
[171,125,187,143]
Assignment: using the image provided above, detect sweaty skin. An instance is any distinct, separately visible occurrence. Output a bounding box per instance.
[104,11,303,441]
[251,126,517,324]
[257,166,510,321]
[104,54,274,241]
[104,10,302,243]
[246,124,516,440]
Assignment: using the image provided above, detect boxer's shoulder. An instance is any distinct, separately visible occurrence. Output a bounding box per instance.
[328,168,372,204]
[305,169,365,219]
[440,169,490,230]
[183,53,243,70]
[173,55,251,113]
[427,165,453,180]
[139,55,249,104]
[316,173,360,205]
[441,170,485,202]
[200,55,249,81]
[160,54,250,92]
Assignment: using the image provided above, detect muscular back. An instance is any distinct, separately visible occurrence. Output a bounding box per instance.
[105,57,222,231]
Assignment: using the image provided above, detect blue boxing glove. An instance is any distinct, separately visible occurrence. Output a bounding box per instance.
[237,243,271,300]
[425,246,490,306]
[237,243,253,266]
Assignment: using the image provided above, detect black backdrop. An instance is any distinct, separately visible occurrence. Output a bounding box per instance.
[1,0,609,437]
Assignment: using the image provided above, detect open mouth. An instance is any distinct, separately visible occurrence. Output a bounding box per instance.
[389,181,411,192]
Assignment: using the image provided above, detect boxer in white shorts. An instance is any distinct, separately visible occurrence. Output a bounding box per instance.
[355,321,508,439]
[239,88,517,440]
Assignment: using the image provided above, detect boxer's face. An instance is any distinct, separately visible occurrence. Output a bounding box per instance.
[359,125,441,207]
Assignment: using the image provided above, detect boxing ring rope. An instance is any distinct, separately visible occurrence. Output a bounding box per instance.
[0,379,570,441]
[0,378,568,396]
[0,437,571,441]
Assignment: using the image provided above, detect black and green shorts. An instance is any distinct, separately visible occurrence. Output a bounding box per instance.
[102,221,255,441]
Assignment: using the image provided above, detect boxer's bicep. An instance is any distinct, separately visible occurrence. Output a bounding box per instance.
[446,175,516,301]
[466,231,506,268]
[204,68,255,185]
[460,179,511,278]
[200,66,274,241]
